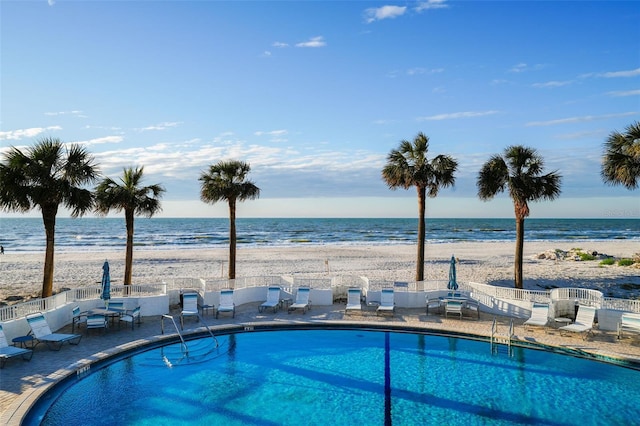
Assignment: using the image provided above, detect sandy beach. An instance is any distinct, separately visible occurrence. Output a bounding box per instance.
[1,240,638,302]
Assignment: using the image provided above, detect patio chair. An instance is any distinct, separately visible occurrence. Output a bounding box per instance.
[377,288,395,316]
[559,305,596,339]
[426,296,442,315]
[216,290,236,319]
[26,312,82,350]
[465,298,480,320]
[106,301,125,312]
[0,323,33,368]
[120,306,142,330]
[345,288,362,314]
[181,293,200,329]
[259,286,281,313]
[288,287,311,314]
[71,305,87,333]
[86,314,108,334]
[523,302,550,331]
[444,299,463,319]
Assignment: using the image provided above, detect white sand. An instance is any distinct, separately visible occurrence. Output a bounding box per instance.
[1,240,639,301]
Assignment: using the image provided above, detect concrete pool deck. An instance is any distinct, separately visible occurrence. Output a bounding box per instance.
[2,303,640,424]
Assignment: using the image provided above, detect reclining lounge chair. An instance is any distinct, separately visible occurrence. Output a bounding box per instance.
[0,323,33,368]
[259,286,281,313]
[377,288,395,316]
[288,287,311,314]
[345,288,362,314]
[26,312,82,350]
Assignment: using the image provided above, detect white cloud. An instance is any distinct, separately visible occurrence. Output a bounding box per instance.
[407,67,444,76]
[580,67,640,79]
[415,0,449,12]
[364,5,407,23]
[526,111,638,127]
[136,121,182,132]
[532,80,573,88]
[78,135,124,146]
[418,110,499,121]
[0,126,62,140]
[254,129,288,137]
[508,63,545,73]
[606,89,640,97]
[44,110,84,117]
[295,36,326,48]
[599,67,640,78]
[272,42,289,48]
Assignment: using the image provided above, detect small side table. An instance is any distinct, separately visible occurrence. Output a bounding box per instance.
[12,334,36,349]
[365,301,380,312]
[199,304,215,316]
[280,298,292,311]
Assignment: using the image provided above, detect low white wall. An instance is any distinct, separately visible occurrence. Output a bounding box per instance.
[309,289,332,306]
[2,295,169,342]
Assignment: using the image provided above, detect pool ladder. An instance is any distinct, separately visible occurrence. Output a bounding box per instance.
[161,314,219,356]
[490,317,514,356]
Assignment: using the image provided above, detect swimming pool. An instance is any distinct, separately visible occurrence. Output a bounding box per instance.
[27,328,640,425]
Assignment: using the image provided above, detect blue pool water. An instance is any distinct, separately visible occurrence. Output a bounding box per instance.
[31,329,640,425]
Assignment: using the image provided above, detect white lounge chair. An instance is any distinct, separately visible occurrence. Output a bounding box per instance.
[345,288,362,314]
[26,312,82,350]
[181,293,200,329]
[259,286,281,313]
[288,287,311,314]
[559,305,596,339]
[0,323,33,368]
[377,288,395,316]
[618,312,640,340]
[523,302,550,331]
[216,290,236,319]
[120,306,142,330]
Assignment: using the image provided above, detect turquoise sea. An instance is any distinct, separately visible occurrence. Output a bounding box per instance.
[0,217,637,253]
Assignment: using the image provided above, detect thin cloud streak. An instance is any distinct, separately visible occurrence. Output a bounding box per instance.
[418,111,499,121]
[526,112,638,127]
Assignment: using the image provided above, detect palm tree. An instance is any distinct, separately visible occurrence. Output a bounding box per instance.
[477,145,562,289]
[199,160,260,279]
[94,166,165,285]
[601,121,640,190]
[0,137,99,297]
[382,133,458,282]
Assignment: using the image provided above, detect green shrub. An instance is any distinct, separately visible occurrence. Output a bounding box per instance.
[578,252,595,261]
[599,258,615,266]
[618,258,635,267]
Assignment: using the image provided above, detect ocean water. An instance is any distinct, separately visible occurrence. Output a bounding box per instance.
[0,217,637,254]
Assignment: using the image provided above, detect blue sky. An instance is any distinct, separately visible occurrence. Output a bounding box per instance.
[1,0,638,219]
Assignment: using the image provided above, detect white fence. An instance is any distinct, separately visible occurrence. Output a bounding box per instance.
[2,276,639,323]
[0,283,167,322]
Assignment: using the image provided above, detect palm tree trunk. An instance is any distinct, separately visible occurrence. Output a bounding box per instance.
[41,205,58,298]
[228,199,237,280]
[416,187,426,282]
[514,216,525,289]
[124,209,134,286]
